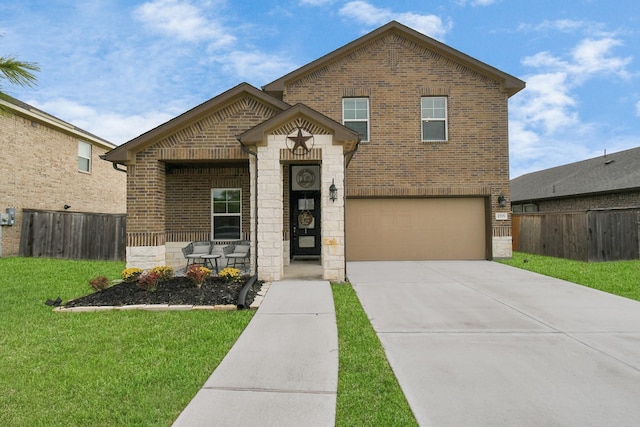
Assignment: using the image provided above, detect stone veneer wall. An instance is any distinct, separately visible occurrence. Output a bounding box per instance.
[492,236,512,259]
[255,139,283,281]
[255,133,346,281]
[319,136,346,281]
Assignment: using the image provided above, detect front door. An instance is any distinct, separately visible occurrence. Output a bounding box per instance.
[290,165,321,259]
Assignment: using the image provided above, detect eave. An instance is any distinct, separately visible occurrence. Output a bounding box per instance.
[103,83,290,164]
[237,103,361,155]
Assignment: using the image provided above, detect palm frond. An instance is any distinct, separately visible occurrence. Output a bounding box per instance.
[0,56,40,88]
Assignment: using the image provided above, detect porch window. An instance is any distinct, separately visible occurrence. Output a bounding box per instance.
[211,189,241,240]
[78,141,91,172]
[343,98,369,142]
[421,96,448,141]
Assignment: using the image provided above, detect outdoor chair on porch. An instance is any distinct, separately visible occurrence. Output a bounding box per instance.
[182,241,214,270]
[223,241,250,268]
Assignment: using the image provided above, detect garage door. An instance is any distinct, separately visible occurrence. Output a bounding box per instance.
[346,198,487,261]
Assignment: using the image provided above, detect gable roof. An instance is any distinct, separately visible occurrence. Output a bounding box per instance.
[238,102,361,164]
[511,146,640,202]
[263,20,525,98]
[1,95,115,149]
[103,83,290,164]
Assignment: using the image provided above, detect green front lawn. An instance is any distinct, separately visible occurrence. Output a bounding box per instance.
[0,257,253,426]
[499,252,640,301]
[1,258,417,426]
[332,283,417,426]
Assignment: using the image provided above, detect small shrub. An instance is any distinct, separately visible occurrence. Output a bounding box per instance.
[186,264,211,287]
[219,267,241,282]
[122,267,143,282]
[89,276,110,292]
[137,271,160,292]
[149,266,174,281]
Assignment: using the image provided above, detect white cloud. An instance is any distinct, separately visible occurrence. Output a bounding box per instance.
[570,38,632,79]
[212,50,299,85]
[513,35,632,137]
[29,98,175,145]
[338,1,452,40]
[509,31,635,177]
[636,100,640,116]
[134,0,235,47]
[512,72,578,135]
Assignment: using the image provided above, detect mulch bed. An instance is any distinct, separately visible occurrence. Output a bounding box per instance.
[63,276,261,308]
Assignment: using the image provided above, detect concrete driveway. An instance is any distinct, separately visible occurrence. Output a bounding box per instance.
[347,261,640,427]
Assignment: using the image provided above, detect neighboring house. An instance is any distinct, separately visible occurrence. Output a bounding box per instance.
[0,95,126,257]
[511,146,640,212]
[103,21,525,281]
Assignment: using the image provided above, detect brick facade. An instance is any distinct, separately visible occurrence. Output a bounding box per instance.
[534,191,640,212]
[105,22,523,273]
[0,106,126,257]
[280,31,513,245]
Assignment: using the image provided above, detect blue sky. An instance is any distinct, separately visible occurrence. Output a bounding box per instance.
[1,0,639,178]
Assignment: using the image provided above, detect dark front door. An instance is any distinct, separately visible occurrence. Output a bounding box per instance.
[290,165,321,259]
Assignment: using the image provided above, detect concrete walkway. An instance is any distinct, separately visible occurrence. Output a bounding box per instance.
[347,261,640,426]
[173,280,338,427]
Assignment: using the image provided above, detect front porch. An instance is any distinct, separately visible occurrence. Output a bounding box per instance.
[106,86,358,282]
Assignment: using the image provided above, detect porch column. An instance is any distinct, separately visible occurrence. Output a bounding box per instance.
[321,138,346,281]
[125,161,166,269]
[256,141,284,281]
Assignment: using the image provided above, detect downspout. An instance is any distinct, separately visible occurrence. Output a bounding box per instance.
[238,137,259,276]
[99,154,127,173]
[111,162,127,173]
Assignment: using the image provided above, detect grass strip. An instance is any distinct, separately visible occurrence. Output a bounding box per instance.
[0,257,253,426]
[499,252,640,301]
[332,283,417,426]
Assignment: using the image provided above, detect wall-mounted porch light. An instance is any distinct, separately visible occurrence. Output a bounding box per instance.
[497,193,507,208]
[329,179,338,203]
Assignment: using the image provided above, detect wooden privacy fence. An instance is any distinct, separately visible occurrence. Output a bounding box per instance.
[20,209,126,261]
[513,208,640,262]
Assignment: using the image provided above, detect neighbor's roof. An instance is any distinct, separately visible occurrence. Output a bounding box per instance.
[263,20,525,98]
[0,94,115,150]
[511,146,640,202]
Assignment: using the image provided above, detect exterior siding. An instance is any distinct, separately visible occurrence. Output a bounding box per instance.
[165,166,250,238]
[0,111,125,257]
[281,32,511,238]
[125,96,280,246]
[534,191,640,212]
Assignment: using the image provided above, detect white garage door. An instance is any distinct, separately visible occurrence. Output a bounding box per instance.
[346,198,487,261]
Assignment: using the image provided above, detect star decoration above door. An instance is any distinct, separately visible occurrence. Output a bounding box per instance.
[286,127,314,155]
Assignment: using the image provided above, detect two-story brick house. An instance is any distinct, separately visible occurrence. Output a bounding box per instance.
[103,21,525,281]
[0,95,126,258]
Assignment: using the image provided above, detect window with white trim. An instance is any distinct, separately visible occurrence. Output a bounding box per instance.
[421,96,448,142]
[343,98,369,142]
[78,141,91,172]
[211,189,241,240]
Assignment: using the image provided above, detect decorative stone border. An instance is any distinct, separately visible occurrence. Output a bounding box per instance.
[54,282,272,313]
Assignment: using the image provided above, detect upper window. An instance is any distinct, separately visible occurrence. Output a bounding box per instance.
[343,98,369,142]
[421,97,448,142]
[212,189,241,240]
[78,141,91,172]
